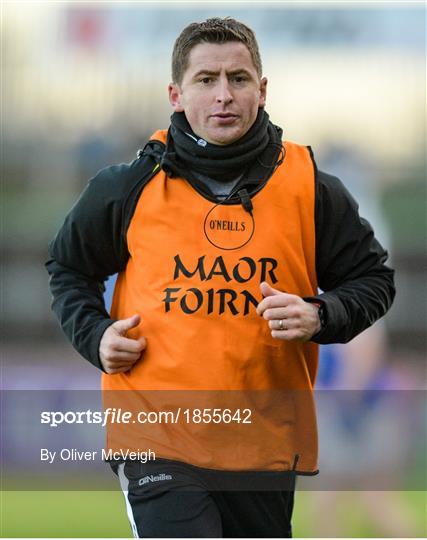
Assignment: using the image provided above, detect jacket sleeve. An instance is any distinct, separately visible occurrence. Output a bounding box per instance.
[307,170,395,344]
[46,161,145,370]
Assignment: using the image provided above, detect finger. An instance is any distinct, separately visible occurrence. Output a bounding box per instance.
[106,360,138,370]
[259,281,284,298]
[102,359,138,374]
[106,365,134,375]
[271,328,307,342]
[268,318,293,331]
[111,336,146,354]
[104,351,141,363]
[103,358,139,372]
[262,307,290,321]
[112,314,141,335]
[271,329,290,340]
[100,352,141,370]
[257,294,296,315]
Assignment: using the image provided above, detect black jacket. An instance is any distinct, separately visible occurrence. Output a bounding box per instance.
[46,142,395,371]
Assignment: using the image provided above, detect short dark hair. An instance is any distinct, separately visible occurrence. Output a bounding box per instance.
[172,17,262,85]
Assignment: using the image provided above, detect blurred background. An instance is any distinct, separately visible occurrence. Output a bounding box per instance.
[2,1,426,537]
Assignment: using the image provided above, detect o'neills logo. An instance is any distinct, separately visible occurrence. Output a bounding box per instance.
[139,473,172,486]
[203,203,254,250]
[208,220,246,232]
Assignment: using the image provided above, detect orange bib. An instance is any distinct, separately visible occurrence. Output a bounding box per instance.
[103,131,319,473]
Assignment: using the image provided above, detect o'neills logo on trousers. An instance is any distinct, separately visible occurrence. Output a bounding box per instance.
[139,473,172,486]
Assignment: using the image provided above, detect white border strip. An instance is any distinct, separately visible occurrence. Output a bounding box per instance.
[118,462,140,539]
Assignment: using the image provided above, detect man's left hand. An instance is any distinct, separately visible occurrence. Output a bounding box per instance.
[256,282,321,342]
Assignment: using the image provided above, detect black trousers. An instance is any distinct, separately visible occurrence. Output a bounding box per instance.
[111,459,295,538]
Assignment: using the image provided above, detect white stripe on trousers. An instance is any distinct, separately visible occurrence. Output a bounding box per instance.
[118,462,140,538]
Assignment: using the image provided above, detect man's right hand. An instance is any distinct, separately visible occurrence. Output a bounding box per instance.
[99,314,146,374]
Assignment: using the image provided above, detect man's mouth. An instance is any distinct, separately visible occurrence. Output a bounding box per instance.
[212,113,237,118]
[210,113,238,124]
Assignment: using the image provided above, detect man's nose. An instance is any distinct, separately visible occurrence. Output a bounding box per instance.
[216,79,233,104]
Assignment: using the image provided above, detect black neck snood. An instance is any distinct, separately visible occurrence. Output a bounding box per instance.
[163,109,283,183]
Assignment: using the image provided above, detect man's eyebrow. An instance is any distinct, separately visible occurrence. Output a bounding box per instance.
[192,68,253,79]
[227,69,252,77]
[192,69,220,79]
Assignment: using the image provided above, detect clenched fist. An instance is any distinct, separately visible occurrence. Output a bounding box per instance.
[99,314,146,374]
[256,282,321,342]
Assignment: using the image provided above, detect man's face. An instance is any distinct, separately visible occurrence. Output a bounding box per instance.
[168,42,267,146]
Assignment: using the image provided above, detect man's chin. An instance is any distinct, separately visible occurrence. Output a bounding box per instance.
[205,127,245,146]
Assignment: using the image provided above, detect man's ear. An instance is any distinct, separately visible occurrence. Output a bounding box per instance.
[259,77,268,108]
[168,83,184,112]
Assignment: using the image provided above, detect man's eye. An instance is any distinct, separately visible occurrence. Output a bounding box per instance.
[200,77,213,84]
[232,76,247,83]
